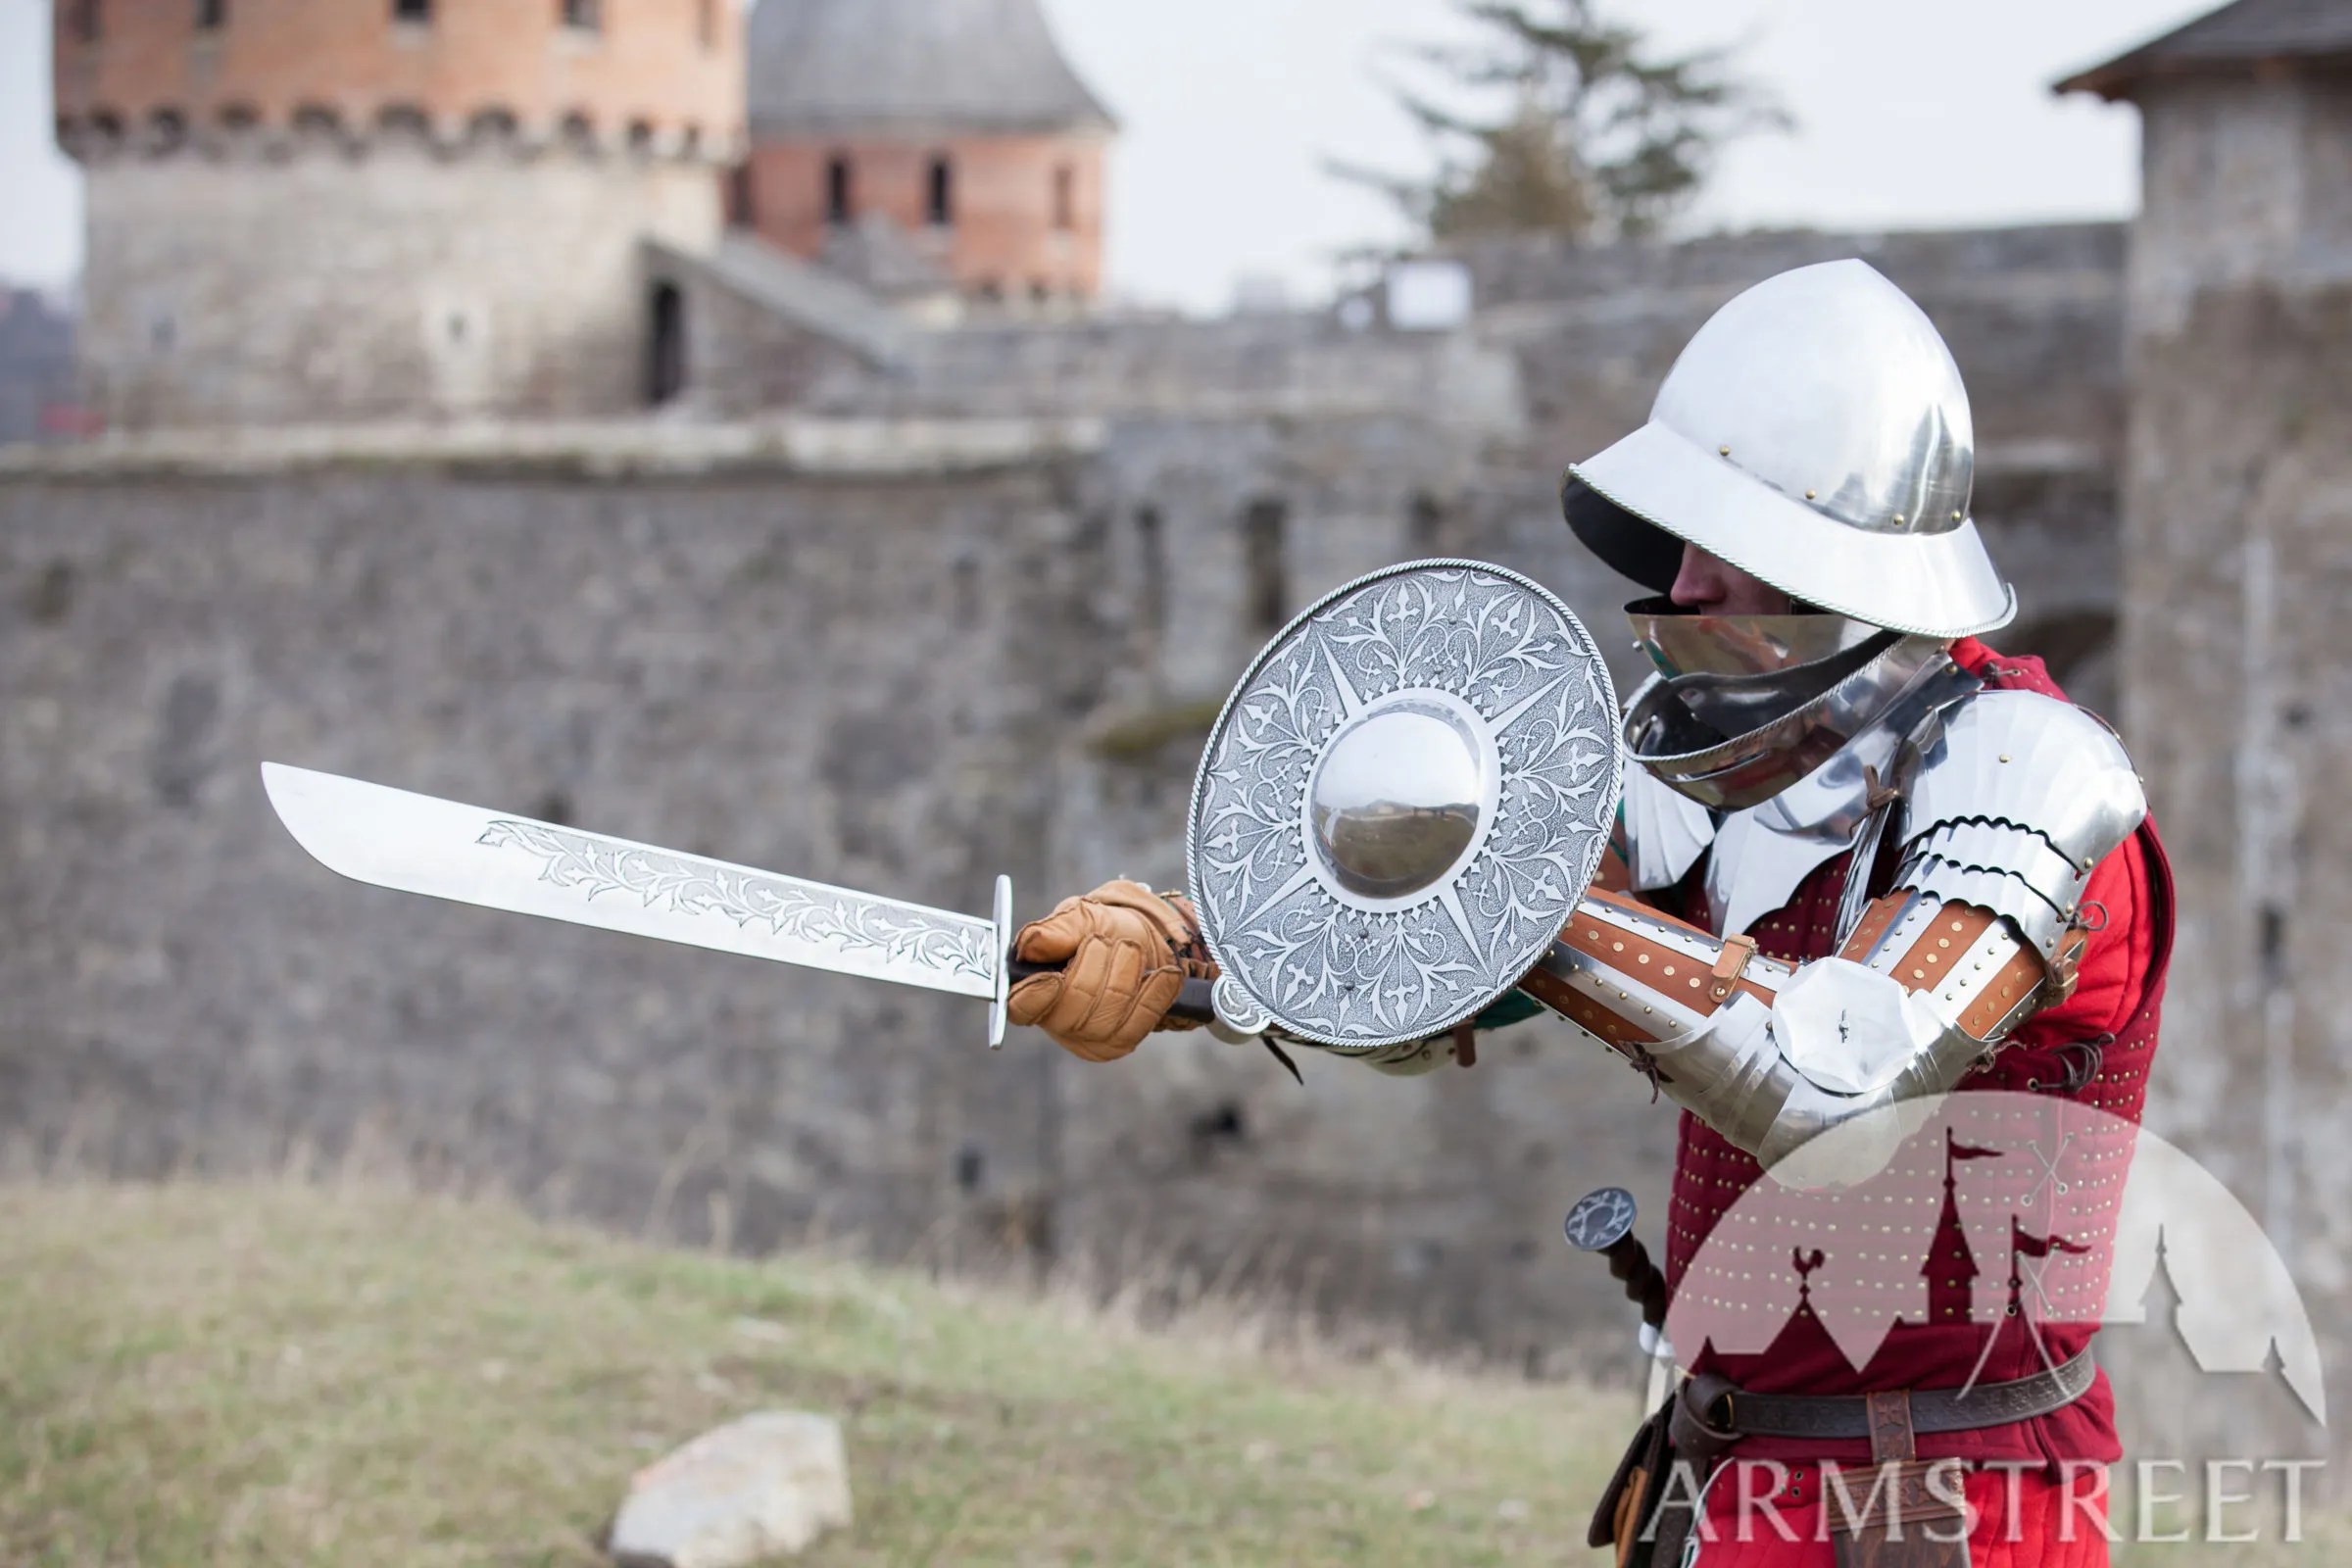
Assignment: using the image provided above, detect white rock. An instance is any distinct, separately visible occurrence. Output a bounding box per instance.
[608,1411,853,1568]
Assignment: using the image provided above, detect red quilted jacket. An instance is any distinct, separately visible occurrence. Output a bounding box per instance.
[1656,637,2175,1472]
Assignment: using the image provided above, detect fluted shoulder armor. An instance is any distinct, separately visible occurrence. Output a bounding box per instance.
[1891,691,2146,959]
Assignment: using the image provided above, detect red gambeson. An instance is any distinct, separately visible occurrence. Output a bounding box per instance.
[1654,639,2176,1475]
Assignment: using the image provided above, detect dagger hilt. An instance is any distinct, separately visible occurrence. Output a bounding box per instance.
[1564,1186,1668,1332]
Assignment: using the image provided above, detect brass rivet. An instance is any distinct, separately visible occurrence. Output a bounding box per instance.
[1893,514,1907,524]
[1951,511,1963,521]
[1805,489,1818,500]
[1719,445,1732,457]
[1999,754,2011,762]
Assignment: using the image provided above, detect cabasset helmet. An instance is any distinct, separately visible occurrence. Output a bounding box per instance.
[1561,259,2014,639]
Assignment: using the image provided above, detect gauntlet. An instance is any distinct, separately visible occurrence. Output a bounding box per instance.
[1005,880,1216,1061]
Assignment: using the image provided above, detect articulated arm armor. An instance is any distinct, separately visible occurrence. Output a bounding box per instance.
[1524,692,2145,1178]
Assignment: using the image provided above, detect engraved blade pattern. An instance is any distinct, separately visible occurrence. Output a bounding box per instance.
[261,762,1000,999]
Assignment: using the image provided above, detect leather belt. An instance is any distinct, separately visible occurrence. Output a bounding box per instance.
[1677,1349,2095,1450]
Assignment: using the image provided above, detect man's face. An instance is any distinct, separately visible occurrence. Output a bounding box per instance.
[1668,541,1793,615]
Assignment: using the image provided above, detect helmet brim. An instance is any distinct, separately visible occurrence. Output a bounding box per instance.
[1564,421,2016,640]
[1560,471,1683,594]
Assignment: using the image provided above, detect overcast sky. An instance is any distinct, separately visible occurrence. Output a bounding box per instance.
[0,0,2216,311]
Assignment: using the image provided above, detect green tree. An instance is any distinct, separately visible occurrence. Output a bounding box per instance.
[1343,0,1790,246]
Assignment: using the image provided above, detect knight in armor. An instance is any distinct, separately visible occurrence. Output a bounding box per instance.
[1006,260,2169,1567]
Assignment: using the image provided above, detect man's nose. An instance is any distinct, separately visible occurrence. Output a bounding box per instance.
[1668,544,1721,609]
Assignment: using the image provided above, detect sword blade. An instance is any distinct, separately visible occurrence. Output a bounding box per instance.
[261,763,1012,1037]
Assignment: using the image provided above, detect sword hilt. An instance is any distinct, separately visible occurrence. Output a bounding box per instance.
[1565,1186,1669,1333]
[1006,958,1217,1024]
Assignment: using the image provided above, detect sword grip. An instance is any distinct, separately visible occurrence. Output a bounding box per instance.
[1006,958,1218,1025]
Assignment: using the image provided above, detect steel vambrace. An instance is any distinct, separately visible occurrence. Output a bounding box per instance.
[1519,888,2063,1181]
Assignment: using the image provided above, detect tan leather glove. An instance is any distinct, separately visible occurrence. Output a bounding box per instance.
[1006,879,1217,1062]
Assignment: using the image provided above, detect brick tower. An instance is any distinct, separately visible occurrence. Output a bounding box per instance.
[51,0,745,428]
[739,0,1115,310]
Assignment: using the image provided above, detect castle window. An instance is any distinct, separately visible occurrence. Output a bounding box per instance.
[646,282,686,406]
[697,0,716,49]
[1053,166,1075,231]
[74,0,100,42]
[197,0,225,29]
[825,156,852,225]
[1242,499,1290,636]
[926,156,955,227]
[561,0,600,31]
[727,162,756,227]
[393,0,430,21]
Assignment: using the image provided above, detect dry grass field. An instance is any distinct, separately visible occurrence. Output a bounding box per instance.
[4,1181,2338,1565]
[0,1182,1637,1566]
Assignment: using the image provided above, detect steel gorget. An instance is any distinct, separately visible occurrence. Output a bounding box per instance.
[1619,612,1983,940]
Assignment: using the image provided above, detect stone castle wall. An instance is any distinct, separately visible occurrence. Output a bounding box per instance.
[0,219,2143,1371]
[53,0,742,431]
[0,429,1680,1369]
[2117,70,2352,1462]
[76,143,719,428]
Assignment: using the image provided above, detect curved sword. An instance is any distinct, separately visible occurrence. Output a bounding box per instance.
[261,761,1020,1046]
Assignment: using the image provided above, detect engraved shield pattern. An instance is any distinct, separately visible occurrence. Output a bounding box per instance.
[1187,562,1620,1049]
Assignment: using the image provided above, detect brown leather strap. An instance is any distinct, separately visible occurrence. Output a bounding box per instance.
[1866,1391,1917,1464]
[1680,1348,2095,1445]
[1709,933,1760,1006]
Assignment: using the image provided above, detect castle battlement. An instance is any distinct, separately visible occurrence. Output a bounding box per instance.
[52,0,743,168]
[56,102,738,167]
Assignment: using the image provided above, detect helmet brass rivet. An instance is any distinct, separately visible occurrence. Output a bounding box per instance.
[1951,511,1963,521]
[1719,445,1731,457]
[1893,514,1906,524]
[1805,489,1817,500]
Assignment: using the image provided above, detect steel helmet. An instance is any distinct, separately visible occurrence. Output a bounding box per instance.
[1561,259,2015,639]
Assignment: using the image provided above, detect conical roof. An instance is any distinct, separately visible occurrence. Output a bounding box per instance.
[747,0,1116,137]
